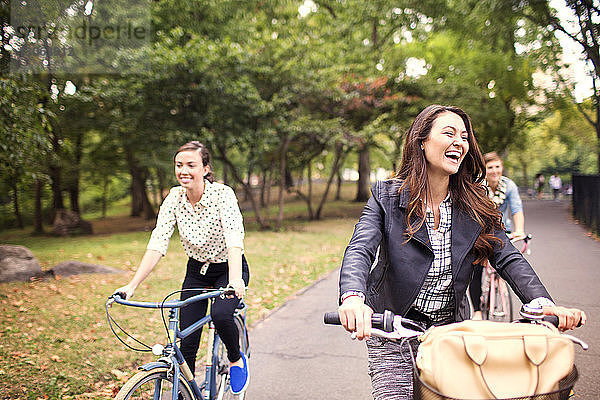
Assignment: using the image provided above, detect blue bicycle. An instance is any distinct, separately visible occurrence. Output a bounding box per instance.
[106,288,250,400]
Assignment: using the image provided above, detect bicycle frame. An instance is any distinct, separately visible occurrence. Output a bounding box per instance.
[110,289,246,400]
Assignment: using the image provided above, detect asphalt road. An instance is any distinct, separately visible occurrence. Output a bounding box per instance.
[245,198,599,399]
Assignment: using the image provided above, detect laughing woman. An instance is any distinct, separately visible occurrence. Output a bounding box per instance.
[336,105,586,399]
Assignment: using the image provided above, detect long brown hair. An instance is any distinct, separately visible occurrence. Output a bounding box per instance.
[396,104,503,265]
[174,141,215,183]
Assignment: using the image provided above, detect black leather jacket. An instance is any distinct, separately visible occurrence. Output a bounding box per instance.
[339,179,552,322]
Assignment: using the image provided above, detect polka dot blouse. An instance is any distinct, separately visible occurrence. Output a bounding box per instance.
[147,181,245,263]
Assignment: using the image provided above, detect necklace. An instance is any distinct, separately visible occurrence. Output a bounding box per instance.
[486,177,507,206]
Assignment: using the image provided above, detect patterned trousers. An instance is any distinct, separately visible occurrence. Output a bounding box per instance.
[366,336,420,400]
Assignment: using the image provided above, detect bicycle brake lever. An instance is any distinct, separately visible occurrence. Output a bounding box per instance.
[392,316,424,338]
[561,334,589,350]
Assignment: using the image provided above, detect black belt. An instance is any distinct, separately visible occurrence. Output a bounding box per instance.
[405,308,433,328]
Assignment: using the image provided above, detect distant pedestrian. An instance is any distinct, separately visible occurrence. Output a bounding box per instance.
[534,173,545,199]
[564,183,573,196]
[549,173,562,201]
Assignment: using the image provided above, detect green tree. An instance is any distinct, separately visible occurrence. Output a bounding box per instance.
[0,77,51,232]
[515,0,600,173]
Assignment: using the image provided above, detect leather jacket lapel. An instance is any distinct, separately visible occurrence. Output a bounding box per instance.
[412,214,432,251]
[398,186,432,252]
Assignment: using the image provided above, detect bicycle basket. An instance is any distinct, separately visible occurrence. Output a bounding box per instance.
[413,365,578,400]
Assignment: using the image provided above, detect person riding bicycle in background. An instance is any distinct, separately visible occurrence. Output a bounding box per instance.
[336,105,586,400]
[469,151,524,320]
[113,141,250,394]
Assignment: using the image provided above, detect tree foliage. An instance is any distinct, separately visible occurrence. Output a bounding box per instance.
[1,0,596,231]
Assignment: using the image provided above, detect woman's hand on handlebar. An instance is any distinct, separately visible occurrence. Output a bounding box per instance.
[543,306,587,331]
[112,284,136,301]
[227,278,246,299]
[338,296,373,340]
[508,231,526,241]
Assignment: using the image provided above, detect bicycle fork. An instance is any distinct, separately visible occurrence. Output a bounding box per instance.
[166,308,204,400]
[203,322,217,399]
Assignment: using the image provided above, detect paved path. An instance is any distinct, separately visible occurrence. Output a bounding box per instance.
[245,268,372,399]
[246,198,599,399]
[516,199,600,398]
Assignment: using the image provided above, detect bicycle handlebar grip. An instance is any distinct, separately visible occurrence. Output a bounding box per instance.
[542,315,559,327]
[372,310,394,332]
[323,312,341,325]
[541,315,583,328]
[323,310,394,332]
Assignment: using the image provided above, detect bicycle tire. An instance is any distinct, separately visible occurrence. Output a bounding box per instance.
[487,278,513,322]
[480,268,491,320]
[214,314,249,400]
[114,367,194,400]
[500,279,514,321]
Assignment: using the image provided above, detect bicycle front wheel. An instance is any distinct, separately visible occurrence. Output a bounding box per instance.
[114,367,194,400]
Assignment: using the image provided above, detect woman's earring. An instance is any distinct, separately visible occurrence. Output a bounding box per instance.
[420,144,424,150]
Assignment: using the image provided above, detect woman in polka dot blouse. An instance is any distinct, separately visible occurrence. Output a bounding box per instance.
[113,141,250,393]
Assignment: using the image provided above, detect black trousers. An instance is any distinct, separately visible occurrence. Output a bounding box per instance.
[180,256,250,375]
[469,264,483,312]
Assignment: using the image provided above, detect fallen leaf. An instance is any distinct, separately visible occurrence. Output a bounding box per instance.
[50,355,61,362]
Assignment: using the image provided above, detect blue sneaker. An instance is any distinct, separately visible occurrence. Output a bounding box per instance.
[229,353,249,394]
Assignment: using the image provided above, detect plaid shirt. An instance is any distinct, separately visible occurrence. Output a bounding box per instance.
[412,194,455,325]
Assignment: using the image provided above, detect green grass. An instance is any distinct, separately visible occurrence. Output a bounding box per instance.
[0,183,365,399]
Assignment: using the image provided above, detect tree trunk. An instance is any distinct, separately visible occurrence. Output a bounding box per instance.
[49,163,64,213]
[101,176,109,218]
[130,165,155,219]
[33,178,44,234]
[68,131,84,214]
[278,135,292,229]
[157,169,166,201]
[223,162,229,185]
[68,186,80,213]
[260,167,267,208]
[215,144,269,229]
[245,164,252,201]
[335,148,349,201]
[335,170,342,200]
[316,142,344,219]
[306,162,314,219]
[265,161,274,213]
[11,180,23,229]
[355,142,371,202]
[285,167,294,189]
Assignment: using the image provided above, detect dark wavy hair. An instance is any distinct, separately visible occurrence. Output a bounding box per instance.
[396,104,503,265]
[174,141,215,183]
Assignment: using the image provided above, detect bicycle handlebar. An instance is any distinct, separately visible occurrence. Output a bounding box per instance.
[509,233,532,243]
[107,288,236,309]
[324,310,571,337]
